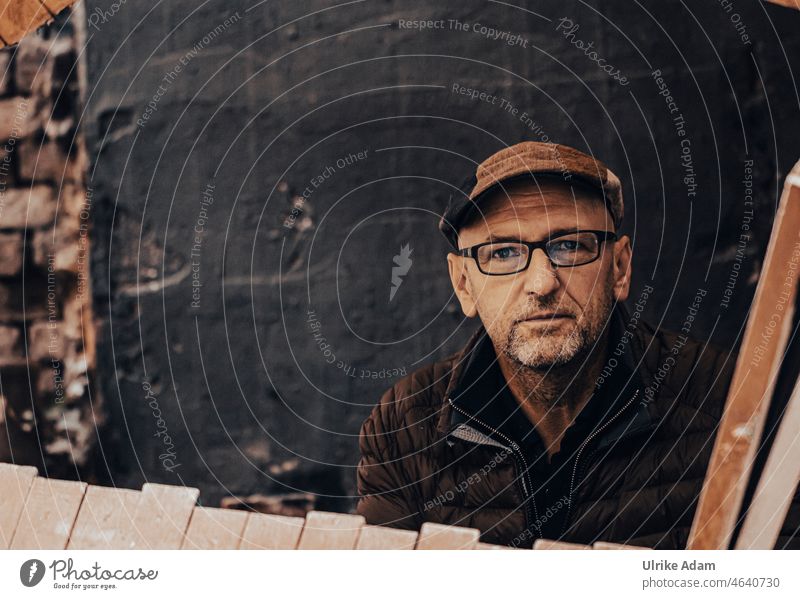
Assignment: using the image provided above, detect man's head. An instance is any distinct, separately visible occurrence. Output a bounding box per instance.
[444,144,632,370]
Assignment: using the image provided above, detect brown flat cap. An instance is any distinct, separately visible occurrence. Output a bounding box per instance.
[439,141,623,248]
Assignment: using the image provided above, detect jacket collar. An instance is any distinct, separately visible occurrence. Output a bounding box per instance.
[436,304,657,450]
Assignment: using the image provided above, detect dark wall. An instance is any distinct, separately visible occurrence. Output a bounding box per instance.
[83,0,800,510]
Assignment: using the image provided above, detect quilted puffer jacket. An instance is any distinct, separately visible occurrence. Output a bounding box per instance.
[356,304,800,548]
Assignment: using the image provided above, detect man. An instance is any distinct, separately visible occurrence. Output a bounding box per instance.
[356,141,798,549]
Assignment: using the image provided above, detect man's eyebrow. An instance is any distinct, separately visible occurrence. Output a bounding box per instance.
[483,227,581,243]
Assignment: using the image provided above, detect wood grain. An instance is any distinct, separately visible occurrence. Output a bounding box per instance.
[593,541,651,550]
[735,373,800,548]
[415,522,480,549]
[67,486,141,549]
[355,524,418,549]
[11,477,86,549]
[0,463,37,548]
[240,513,304,550]
[182,507,249,550]
[0,0,78,48]
[296,511,365,549]
[128,483,199,549]
[533,539,591,550]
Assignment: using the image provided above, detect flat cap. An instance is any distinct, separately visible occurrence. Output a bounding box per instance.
[438,141,623,248]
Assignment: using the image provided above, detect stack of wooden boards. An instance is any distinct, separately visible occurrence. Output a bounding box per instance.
[0,463,645,550]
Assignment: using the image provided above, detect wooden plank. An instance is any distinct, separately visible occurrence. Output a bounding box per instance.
[688,162,800,549]
[0,1,50,46]
[764,0,800,10]
[42,1,77,12]
[476,542,512,550]
[0,0,78,48]
[533,539,591,550]
[11,478,86,549]
[128,483,199,549]
[240,513,304,550]
[735,373,800,548]
[181,507,249,550]
[355,524,418,550]
[67,486,141,549]
[593,541,651,550]
[415,522,480,549]
[296,511,365,549]
[0,463,37,548]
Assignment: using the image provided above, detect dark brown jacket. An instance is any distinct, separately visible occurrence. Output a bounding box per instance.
[356,305,800,548]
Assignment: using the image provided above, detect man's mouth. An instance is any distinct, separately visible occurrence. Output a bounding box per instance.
[517,312,574,323]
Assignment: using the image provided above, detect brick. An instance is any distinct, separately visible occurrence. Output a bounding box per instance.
[18,138,78,183]
[27,321,63,362]
[12,36,75,140]
[0,145,14,188]
[0,232,23,275]
[32,225,80,273]
[0,324,20,356]
[35,365,57,396]
[0,50,10,96]
[0,277,49,322]
[0,185,56,228]
[0,96,34,141]
[12,36,50,95]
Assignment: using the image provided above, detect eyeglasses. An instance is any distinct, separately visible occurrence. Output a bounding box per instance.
[455,230,617,275]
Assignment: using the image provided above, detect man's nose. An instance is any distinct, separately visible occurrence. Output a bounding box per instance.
[522,248,561,295]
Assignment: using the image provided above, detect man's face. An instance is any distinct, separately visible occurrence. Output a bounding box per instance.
[446,178,632,370]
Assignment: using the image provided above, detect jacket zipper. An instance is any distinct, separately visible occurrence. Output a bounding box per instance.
[561,388,640,536]
[447,398,542,540]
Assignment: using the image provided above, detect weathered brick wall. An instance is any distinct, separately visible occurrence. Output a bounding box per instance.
[0,11,99,478]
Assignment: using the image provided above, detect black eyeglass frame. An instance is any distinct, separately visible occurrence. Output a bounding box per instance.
[454,229,618,275]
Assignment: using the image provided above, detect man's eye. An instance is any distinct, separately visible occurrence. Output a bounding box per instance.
[491,246,521,260]
[551,240,580,252]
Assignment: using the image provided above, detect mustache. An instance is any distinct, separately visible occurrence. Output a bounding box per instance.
[511,299,579,323]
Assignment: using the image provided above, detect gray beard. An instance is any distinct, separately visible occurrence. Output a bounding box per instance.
[501,294,613,370]
[504,321,588,369]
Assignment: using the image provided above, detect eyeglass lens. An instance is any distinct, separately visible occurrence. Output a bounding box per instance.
[475,232,601,274]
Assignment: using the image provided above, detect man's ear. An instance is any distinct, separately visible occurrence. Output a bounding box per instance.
[611,234,632,302]
[447,252,479,318]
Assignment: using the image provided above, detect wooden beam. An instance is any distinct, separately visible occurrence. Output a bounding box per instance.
[0,464,37,548]
[67,486,141,549]
[735,373,800,548]
[533,539,591,550]
[296,511,365,549]
[10,478,86,549]
[355,524,418,549]
[593,541,651,550]
[415,522,480,549]
[181,507,249,550]
[240,513,305,549]
[0,0,77,48]
[764,0,800,10]
[128,483,199,549]
[687,160,800,549]
[476,541,512,549]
